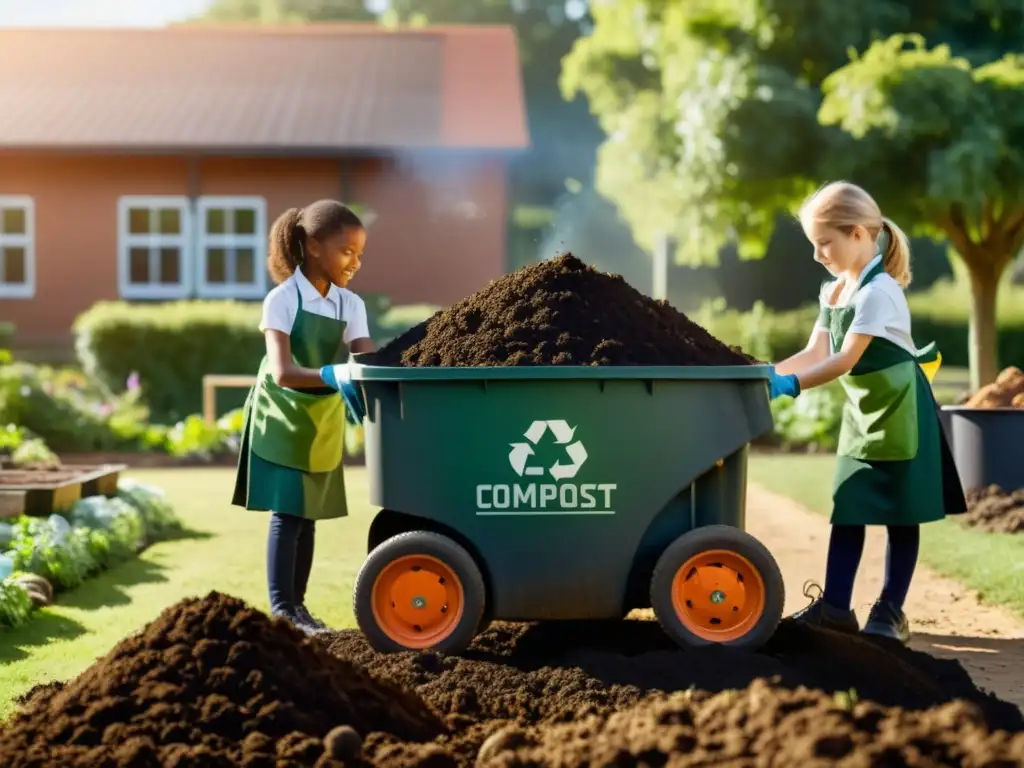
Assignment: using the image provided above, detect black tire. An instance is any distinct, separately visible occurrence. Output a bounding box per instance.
[353,531,486,654]
[650,525,784,651]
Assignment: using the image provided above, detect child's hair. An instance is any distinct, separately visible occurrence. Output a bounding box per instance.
[799,181,912,288]
[268,200,363,284]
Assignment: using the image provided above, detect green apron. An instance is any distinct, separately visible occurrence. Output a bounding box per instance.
[231,283,350,520]
[821,261,966,526]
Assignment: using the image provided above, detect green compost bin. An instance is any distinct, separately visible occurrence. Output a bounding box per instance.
[350,358,774,622]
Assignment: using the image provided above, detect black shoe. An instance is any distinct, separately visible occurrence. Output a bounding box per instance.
[296,604,330,633]
[791,582,860,635]
[271,606,323,637]
[862,600,910,644]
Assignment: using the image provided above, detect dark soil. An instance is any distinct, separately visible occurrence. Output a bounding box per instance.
[0,592,442,768]
[374,253,753,367]
[961,485,1024,533]
[5,595,1024,767]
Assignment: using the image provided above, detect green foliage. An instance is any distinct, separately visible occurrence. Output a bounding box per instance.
[74,299,436,424]
[74,300,264,423]
[117,480,183,542]
[770,382,845,452]
[0,579,32,629]
[698,281,1024,371]
[0,483,181,613]
[0,363,146,453]
[564,1,1024,386]
[0,323,13,349]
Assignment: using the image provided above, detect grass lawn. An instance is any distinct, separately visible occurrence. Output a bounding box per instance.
[0,467,374,719]
[749,454,1024,618]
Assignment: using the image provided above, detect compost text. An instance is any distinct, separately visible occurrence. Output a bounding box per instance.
[475,483,616,515]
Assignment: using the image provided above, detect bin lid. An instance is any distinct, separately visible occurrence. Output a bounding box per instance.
[350,358,772,383]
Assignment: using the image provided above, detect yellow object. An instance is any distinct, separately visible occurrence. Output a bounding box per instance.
[919,351,942,384]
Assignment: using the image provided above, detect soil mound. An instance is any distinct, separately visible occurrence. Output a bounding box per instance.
[961,485,1024,533]
[469,680,1024,767]
[0,592,442,768]
[374,253,752,367]
[7,598,1024,767]
[328,617,1023,735]
[323,617,1024,766]
[963,366,1024,408]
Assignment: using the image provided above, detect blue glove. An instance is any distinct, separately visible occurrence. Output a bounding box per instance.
[768,367,801,401]
[320,364,366,423]
[319,364,351,391]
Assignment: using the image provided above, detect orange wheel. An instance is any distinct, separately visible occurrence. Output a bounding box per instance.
[651,526,784,650]
[371,555,463,649]
[354,531,486,654]
[671,550,764,642]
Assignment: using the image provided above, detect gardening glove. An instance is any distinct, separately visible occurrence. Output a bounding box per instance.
[768,366,801,401]
[320,363,366,423]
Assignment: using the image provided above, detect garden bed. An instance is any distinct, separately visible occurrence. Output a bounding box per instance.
[0,464,126,516]
[0,480,183,630]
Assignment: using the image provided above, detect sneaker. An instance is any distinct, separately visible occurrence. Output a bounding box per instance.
[296,605,330,633]
[272,607,323,637]
[791,581,860,635]
[862,600,910,644]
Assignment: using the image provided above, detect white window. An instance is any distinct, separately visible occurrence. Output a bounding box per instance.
[0,196,34,299]
[117,196,191,299]
[196,196,267,299]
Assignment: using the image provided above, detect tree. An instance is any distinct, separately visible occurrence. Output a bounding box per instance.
[562,1,1024,388]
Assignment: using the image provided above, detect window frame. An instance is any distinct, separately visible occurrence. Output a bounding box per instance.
[195,195,268,299]
[116,195,193,300]
[0,196,35,299]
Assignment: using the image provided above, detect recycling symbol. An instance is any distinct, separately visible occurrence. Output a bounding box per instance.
[508,420,588,480]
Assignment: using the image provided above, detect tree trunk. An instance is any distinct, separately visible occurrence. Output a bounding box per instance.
[967,263,1002,392]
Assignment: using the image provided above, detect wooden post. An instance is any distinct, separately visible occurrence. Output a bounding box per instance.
[202,375,257,424]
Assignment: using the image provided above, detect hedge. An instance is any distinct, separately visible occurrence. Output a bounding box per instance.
[698,280,1024,370]
[74,296,437,423]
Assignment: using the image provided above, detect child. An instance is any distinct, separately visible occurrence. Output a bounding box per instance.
[232,200,373,636]
[768,181,966,643]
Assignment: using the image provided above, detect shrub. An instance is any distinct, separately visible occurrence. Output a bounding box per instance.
[74,298,437,423]
[0,362,144,452]
[697,280,1024,370]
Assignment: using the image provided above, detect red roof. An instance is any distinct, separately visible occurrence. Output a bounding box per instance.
[0,25,529,153]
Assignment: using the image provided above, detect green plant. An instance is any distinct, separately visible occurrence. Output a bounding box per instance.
[0,578,32,629]
[74,299,437,423]
[0,362,148,453]
[770,381,846,451]
[117,480,183,542]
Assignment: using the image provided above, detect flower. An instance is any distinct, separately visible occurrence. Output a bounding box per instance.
[126,371,141,392]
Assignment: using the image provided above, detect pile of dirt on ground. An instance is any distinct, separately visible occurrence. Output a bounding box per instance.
[374,253,753,367]
[962,366,1024,408]
[463,680,1024,767]
[327,615,1024,766]
[961,485,1024,533]
[7,596,1024,767]
[0,592,442,768]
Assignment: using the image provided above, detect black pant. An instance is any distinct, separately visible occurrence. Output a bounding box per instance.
[823,524,920,611]
[267,512,316,614]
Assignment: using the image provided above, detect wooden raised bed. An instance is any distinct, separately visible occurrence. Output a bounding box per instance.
[0,464,126,517]
[0,490,26,519]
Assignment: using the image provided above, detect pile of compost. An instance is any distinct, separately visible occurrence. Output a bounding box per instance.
[0,593,441,767]
[3,594,1023,767]
[961,485,1024,533]
[374,253,753,367]
[962,366,1024,408]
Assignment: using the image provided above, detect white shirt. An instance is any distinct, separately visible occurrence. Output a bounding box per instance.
[815,255,917,355]
[259,269,369,343]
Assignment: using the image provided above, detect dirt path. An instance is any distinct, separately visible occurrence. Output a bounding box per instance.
[746,483,1024,712]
